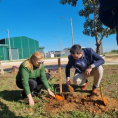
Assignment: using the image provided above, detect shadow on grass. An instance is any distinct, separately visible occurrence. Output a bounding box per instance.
[54,84,92,94]
[0,90,26,118]
[0,101,26,118]
[0,90,22,101]
[45,64,66,69]
[4,68,12,73]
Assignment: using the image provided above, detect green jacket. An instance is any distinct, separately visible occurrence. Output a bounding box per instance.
[16,61,50,95]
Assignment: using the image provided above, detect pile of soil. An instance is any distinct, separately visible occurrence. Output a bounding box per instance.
[44,93,118,115]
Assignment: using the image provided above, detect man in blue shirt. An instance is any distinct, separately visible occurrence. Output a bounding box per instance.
[66,44,105,95]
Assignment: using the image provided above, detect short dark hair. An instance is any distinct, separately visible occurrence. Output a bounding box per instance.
[70,44,82,54]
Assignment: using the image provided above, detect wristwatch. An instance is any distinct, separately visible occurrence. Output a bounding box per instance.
[88,65,92,69]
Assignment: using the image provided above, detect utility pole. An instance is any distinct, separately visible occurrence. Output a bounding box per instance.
[60,17,74,46]
[54,36,62,57]
[7,29,12,61]
[70,18,74,46]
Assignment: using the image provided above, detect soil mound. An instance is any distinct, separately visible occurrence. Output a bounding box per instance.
[44,93,118,115]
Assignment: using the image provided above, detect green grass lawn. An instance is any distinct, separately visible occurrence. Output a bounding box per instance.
[0,65,118,118]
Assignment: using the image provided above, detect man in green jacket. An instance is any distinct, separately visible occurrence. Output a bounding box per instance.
[16,51,55,106]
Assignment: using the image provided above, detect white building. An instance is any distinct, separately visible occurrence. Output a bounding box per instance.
[44,51,65,58]
[63,48,71,57]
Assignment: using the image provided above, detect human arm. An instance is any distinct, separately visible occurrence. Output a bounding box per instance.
[20,67,31,95]
[40,65,55,97]
[20,66,34,105]
[84,48,104,76]
[65,55,73,86]
[90,48,105,68]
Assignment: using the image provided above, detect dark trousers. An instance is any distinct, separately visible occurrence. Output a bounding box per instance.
[16,73,50,98]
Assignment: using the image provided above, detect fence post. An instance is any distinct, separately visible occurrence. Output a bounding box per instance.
[0,60,4,74]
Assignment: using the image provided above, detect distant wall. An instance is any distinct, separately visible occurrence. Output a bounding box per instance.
[0,36,39,60]
[44,53,54,58]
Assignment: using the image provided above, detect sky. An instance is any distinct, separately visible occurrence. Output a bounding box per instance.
[0,0,118,52]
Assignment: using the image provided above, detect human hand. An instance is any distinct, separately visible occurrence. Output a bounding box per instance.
[66,78,71,86]
[29,98,35,106]
[84,68,92,77]
[27,94,34,106]
[47,89,55,98]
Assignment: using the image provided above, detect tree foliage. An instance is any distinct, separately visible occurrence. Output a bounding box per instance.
[60,0,78,6]
[78,0,115,39]
[60,0,116,54]
[111,50,118,53]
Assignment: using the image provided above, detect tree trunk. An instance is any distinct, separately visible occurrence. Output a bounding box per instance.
[96,44,101,54]
[93,0,99,54]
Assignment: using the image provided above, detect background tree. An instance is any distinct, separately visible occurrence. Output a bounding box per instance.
[111,50,118,53]
[60,0,116,54]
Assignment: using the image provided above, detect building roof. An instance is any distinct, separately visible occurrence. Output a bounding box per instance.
[0,36,38,41]
[39,46,45,49]
[47,51,65,53]
[63,47,71,50]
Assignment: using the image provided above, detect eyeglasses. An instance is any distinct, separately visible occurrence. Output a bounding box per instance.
[36,61,44,65]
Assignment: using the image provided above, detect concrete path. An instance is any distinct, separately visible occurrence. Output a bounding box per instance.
[1,58,118,72]
[2,58,68,69]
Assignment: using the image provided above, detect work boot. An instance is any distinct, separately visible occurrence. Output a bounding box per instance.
[81,81,89,90]
[92,85,99,95]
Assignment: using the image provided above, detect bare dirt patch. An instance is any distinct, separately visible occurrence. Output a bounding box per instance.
[44,93,118,115]
[44,65,118,116]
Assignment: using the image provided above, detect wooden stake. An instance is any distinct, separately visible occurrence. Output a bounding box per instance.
[58,58,62,94]
[0,60,4,75]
